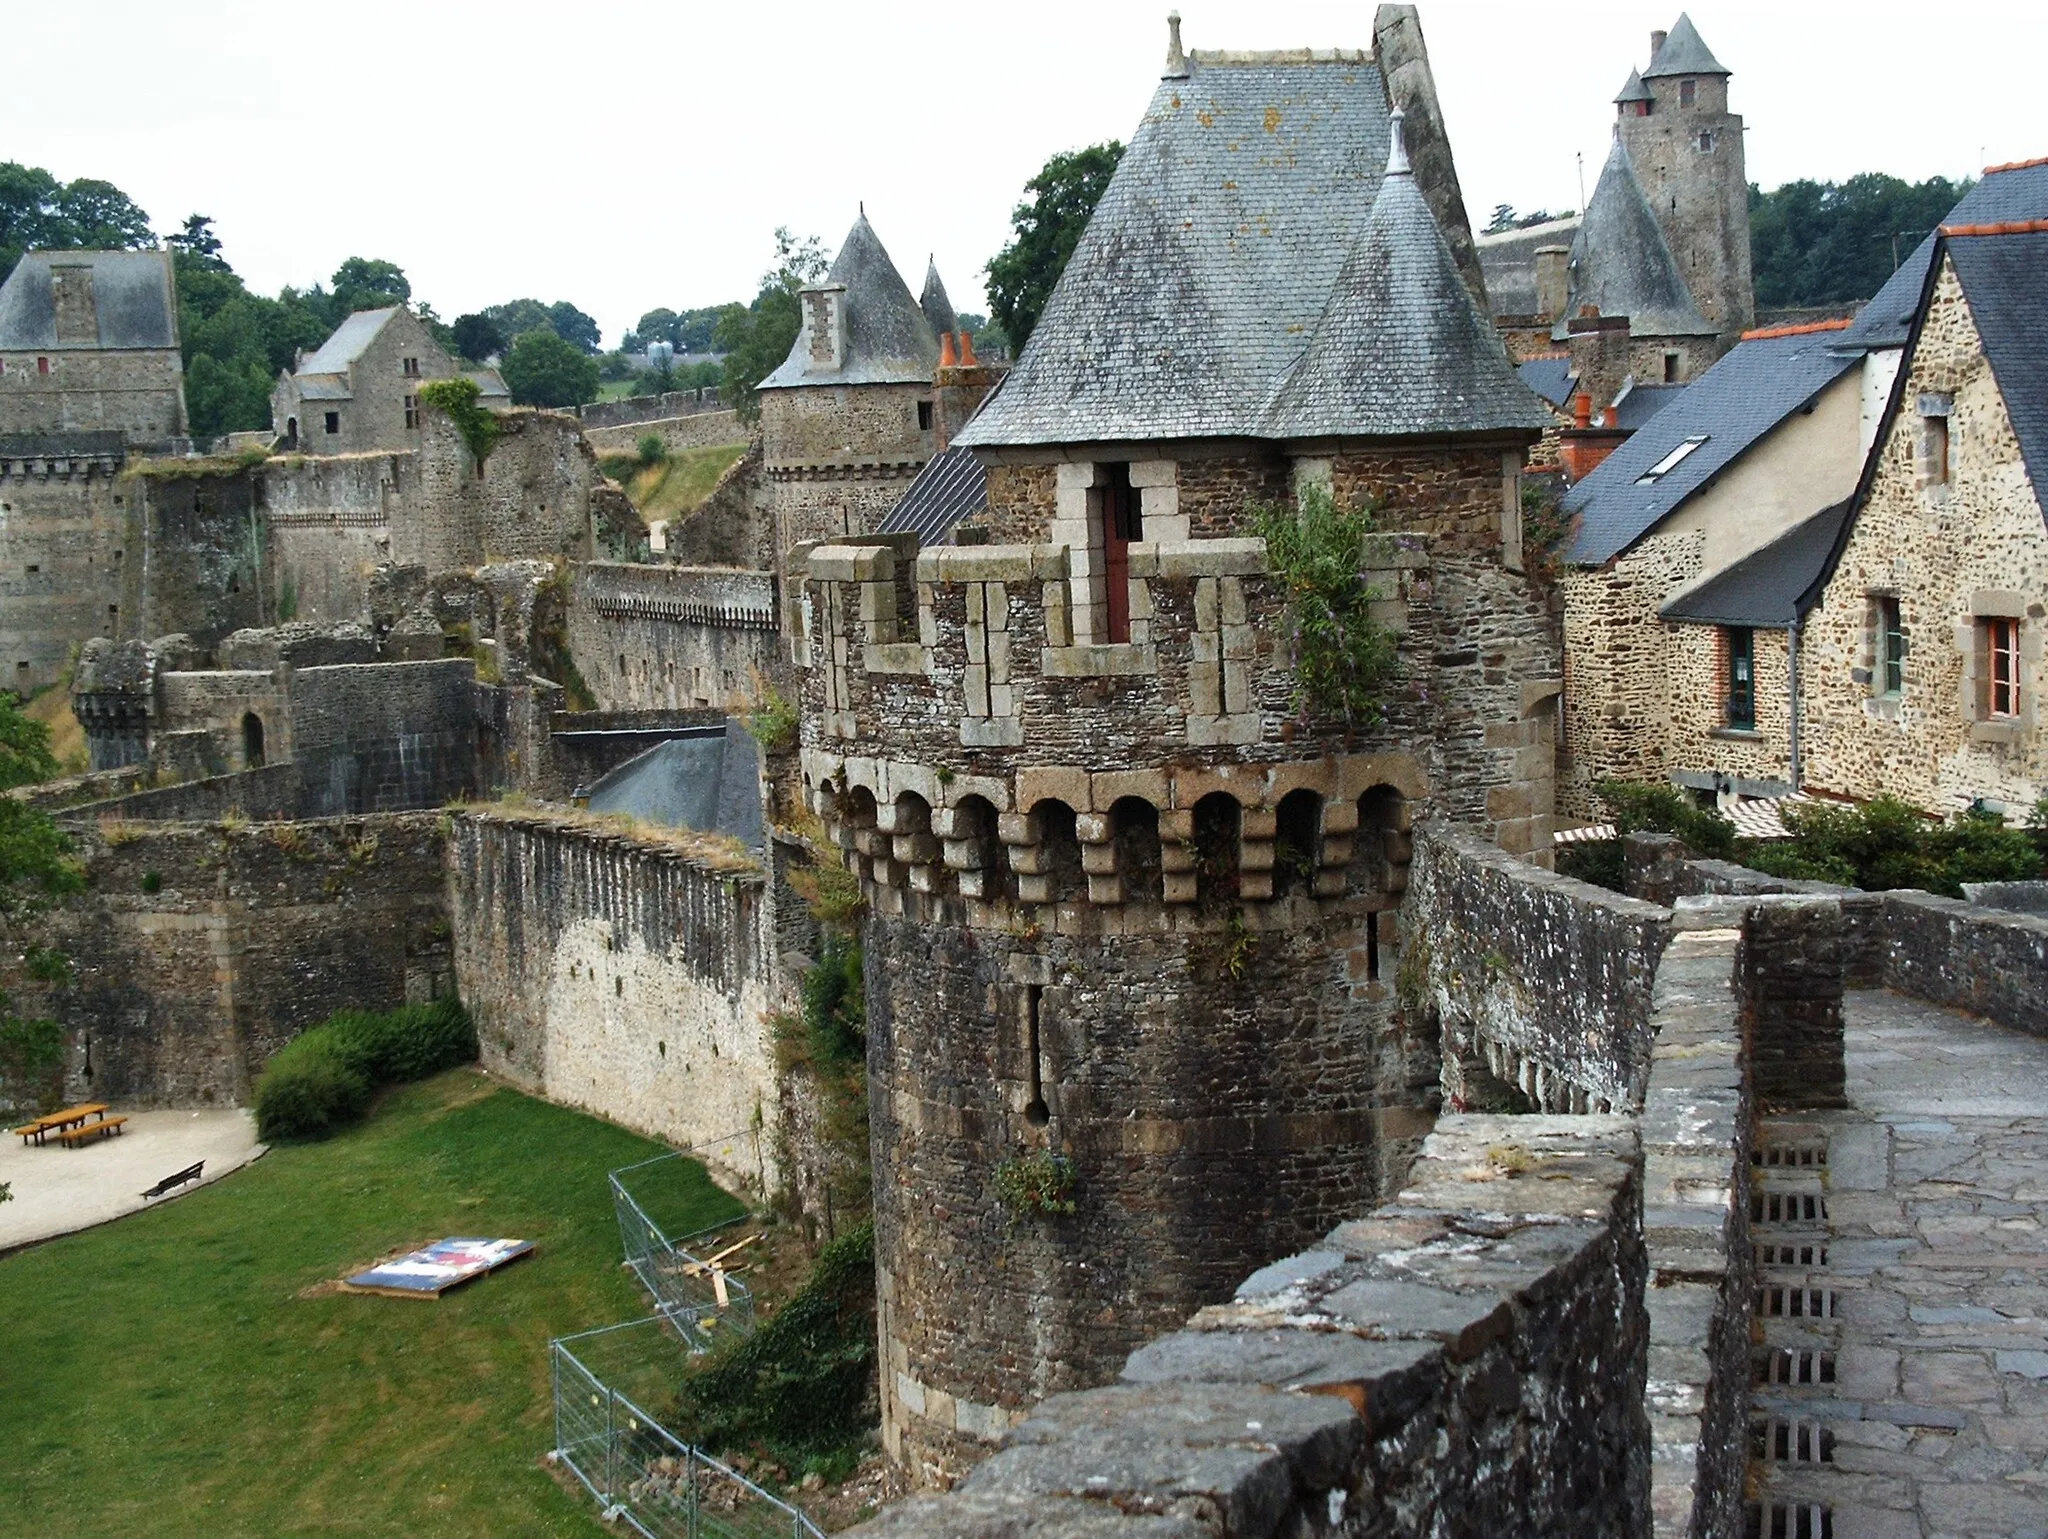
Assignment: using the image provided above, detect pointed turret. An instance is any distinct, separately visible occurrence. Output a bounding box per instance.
[1614,67,1653,107]
[757,212,939,389]
[919,258,957,340]
[1643,13,1729,78]
[1262,110,1549,440]
[1558,134,1715,341]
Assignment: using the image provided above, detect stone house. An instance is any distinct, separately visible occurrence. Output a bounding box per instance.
[1557,156,2048,817]
[0,248,188,692]
[800,11,1557,1484]
[271,305,507,454]
[1797,205,2048,815]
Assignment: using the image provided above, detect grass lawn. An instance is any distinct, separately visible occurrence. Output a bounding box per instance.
[0,1070,746,1536]
[601,442,749,527]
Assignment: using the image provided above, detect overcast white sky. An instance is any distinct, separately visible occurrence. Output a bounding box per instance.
[9,2,2042,346]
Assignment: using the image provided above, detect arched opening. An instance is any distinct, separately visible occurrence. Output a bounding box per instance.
[241,712,265,768]
[1192,792,1241,910]
[1032,799,1087,903]
[946,794,1006,901]
[1351,785,1407,896]
[285,416,298,447]
[1273,788,1323,897]
[1111,796,1163,904]
[889,791,936,889]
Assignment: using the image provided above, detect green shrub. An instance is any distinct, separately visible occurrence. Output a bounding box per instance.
[991,1149,1077,1216]
[635,432,667,466]
[1738,795,2042,898]
[670,1222,876,1462]
[252,999,475,1141]
[1560,778,1737,892]
[1249,483,1397,729]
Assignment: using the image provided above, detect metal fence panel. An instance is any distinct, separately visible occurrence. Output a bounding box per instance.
[610,1151,758,1351]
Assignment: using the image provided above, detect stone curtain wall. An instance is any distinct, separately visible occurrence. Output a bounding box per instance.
[408,409,601,570]
[31,813,451,1107]
[126,468,271,651]
[0,346,187,446]
[261,449,410,623]
[0,445,130,692]
[850,1115,1650,1539]
[1801,256,2048,812]
[447,811,784,1182]
[1880,890,2048,1037]
[577,390,729,432]
[663,444,771,571]
[1410,823,1671,1114]
[581,408,746,457]
[289,660,480,815]
[568,562,779,713]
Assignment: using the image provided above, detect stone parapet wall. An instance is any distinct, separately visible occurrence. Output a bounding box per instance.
[577,389,729,431]
[446,810,784,1186]
[581,409,746,457]
[851,1115,1649,1539]
[65,762,303,823]
[290,660,480,814]
[22,813,451,1110]
[1880,889,2048,1037]
[1412,823,1671,1115]
[1642,907,1754,1539]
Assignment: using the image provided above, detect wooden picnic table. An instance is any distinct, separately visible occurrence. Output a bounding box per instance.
[10,1103,112,1147]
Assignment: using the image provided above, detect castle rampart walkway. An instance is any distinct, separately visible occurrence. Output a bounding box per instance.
[1752,990,2048,1538]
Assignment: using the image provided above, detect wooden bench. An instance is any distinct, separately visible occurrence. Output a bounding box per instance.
[142,1161,206,1199]
[12,1102,110,1146]
[55,1115,127,1147]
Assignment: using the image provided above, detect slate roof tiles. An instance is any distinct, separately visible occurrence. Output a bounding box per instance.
[1946,227,2048,521]
[0,249,181,351]
[758,214,938,391]
[1559,136,1715,342]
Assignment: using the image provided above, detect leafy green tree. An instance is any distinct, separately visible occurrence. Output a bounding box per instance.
[984,141,1124,355]
[1750,174,1969,308]
[0,162,155,284]
[636,306,680,348]
[58,180,154,249]
[715,230,825,421]
[546,300,602,353]
[450,311,505,363]
[166,213,226,270]
[329,256,411,316]
[502,328,599,407]
[679,357,723,389]
[953,309,1009,356]
[0,696,82,1137]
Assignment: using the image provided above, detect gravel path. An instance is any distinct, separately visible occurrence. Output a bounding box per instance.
[0,1108,264,1251]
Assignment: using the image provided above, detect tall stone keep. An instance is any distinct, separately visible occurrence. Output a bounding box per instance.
[1617,13,1754,344]
[799,20,1558,1488]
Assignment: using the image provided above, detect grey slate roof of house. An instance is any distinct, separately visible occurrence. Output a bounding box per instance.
[1518,356,1575,411]
[0,249,180,350]
[1558,136,1716,341]
[1948,228,2048,521]
[956,54,1396,449]
[466,367,511,400]
[1477,216,1581,318]
[1262,117,1550,440]
[920,260,957,339]
[1836,160,2048,352]
[1613,380,1684,430]
[1660,498,1853,627]
[1642,14,1729,77]
[879,444,990,544]
[296,307,399,377]
[758,215,938,391]
[583,721,764,849]
[1564,326,1860,564]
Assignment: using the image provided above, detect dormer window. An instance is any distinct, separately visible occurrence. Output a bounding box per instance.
[1636,435,1709,483]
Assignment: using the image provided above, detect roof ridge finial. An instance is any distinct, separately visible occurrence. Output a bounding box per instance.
[1164,11,1188,77]
[1386,108,1411,177]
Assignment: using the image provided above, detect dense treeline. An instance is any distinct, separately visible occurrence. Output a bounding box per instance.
[1749,173,1971,309]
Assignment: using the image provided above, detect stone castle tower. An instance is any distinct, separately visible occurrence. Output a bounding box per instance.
[1616,13,1754,345]
[797,25,1559,1486]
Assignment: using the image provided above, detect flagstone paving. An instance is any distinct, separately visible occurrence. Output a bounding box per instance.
[1751,990,2048,1539]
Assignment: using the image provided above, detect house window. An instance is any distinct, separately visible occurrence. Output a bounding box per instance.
[1984,618,2021,718]
[324,411,340,434]
[402,357,420,377]
[1636,434,1709,483]
[1697,130,1714,152]
[1663,351,1681,383]
[36,356,49,375]
[916,400,933,431]
[1876,595,1904,696]
[1679,78,1697,107]
[404,394,419,429]
[1917,393,1952,489]
[1724,626,1755,730]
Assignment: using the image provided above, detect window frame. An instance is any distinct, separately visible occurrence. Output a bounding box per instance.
[1876,595,1904,698]
[1723,625,1756,731]
[1985,617,2021,719]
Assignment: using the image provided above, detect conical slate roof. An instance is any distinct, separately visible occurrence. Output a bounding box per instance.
[1643,14,1729,78]
[1557,134,1716,340]
[1613,67,1653,105]
[1262,113,1549,440]
[758,213,939,390]
[919,259,957,339]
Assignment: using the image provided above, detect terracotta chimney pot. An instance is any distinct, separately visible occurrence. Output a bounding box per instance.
[1573,391,1593,430]
[958,330,977,366]
[938,331,957,368]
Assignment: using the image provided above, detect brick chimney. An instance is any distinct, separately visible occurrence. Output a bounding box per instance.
[1533,247,1569,324]
[1649,28,1668,60]
[51,264,98,345]
[932,328,1007,451]
[802,283,848,371]
[1558,387,1631,482]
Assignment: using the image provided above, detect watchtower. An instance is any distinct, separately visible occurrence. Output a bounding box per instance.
[1617,13,1755,345]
